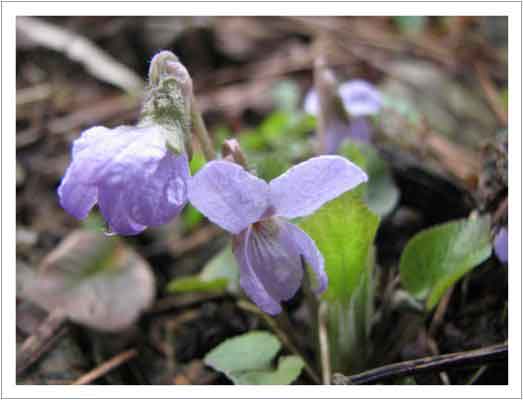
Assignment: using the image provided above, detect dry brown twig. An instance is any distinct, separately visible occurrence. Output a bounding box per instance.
[72,348,138,385]
[17,17,143,94]
[333,342,507,385]
[16,309,68,376]
[474,61,508,127]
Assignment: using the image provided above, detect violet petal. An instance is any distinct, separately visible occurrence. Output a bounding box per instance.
[283,222,327,294]
[494,227,508,264]
[347,117,372,143]
[235,219,306,314]
[338,80,383,117]
[57,168,98,220]
[233,228,282,315]
[58,124,189,235]
[188,160,270,234]
[270,155,368,219]
[97,183,147,235]
[304,80,382,118]
[129,154,189,227]
[323,117,372,154]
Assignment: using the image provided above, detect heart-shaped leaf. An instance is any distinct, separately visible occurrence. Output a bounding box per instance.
[399,215,492,310]
[17,230,155,332]
[231,355,304,385]
[204,331,304,385]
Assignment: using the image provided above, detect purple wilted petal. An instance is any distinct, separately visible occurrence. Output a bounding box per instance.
[58,125,140,220]
[269,156,368,219]
[235,219,306,314]
[188,161,270,234]
[58,124,189,235]
[129,154,189,226]
[494,227,508,264]
[57,171,98,220]
[338,80,382,117]
[98,183,147,235]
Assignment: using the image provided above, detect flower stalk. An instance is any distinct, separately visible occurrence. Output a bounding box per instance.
[191,95,216,161]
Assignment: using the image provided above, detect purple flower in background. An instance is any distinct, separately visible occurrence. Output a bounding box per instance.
[494,227,508,264]
[58,124,189,235]
[304,79,383,153]
[305,80,382,117]
[188,156,367,314]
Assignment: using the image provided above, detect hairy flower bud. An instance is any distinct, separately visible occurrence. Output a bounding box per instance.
[141,50,193,157]
[58,51,194,235]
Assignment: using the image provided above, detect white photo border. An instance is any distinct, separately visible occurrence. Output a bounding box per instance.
[2,1,521,399]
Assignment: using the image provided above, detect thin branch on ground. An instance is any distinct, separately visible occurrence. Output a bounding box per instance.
[429,285,454,337]
[72,348,138,385]
[474,61,508,127]
[16,309,68,376]
[332,342,507,385]
[467,365,488,385]
[17,17,143,94]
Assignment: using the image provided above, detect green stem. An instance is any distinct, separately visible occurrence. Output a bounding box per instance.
[191,96,215,161]
[237,300,321,384]
[300,258,321,371]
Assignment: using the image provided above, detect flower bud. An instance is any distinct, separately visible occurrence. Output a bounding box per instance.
[141,50,193,158]
[221,138,248,168]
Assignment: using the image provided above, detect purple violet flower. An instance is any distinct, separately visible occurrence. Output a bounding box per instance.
[304,79,383,153]
[188,156,368,314]
[305,79,383,117]
[494,227,508,264]
[58,124,189,235]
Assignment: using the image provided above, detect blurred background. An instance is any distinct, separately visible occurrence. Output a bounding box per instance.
[16,16,508,385]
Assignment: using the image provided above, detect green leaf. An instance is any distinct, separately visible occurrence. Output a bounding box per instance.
[239,110,315,153]
[340,139,400,217]
[232,356,304,385]
[399,215,492,310]
[299,192,380,303]
[181,204,204,231]
[254,155,291,181]
[204,331,280,373]
[81,212,106,232]
[501,88,508,112]
[204,331,303,385]
[259,111,294,144]
[189,151,206,174]
[393,16,428,34]
[326,245,376,374]
[271,80,301,112]
[166,244,239,294]
[180,152,207,231]
[200,245,239,292]
[166,276,228,293]
[299,191,379,374]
